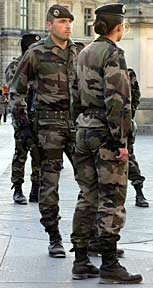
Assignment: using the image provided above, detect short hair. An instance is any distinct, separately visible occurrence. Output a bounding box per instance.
[46,11,54,24]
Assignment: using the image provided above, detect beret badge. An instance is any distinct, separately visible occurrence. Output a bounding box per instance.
[122,5,126,14]
[53,9,60,17]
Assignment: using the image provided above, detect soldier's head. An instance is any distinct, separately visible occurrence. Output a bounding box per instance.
[46,5,74,42]
[21,34,41,55]
[94,3,126,41]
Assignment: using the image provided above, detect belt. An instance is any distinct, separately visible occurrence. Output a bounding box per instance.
[84,107,107,125]
[38,110,70,120]
[84,107,105,115]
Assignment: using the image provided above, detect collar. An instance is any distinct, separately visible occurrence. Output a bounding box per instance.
[44,35,76,49]
[95,36,117,47]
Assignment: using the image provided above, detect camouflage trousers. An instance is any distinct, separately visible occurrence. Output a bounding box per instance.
[71,128,128,250]
[11,127,40,185]
[37,120,75,234]
[128,142,145,188]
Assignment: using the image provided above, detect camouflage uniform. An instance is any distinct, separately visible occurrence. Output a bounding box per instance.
[11,35,77,231]
[6,57,40,184]
[128,68,148,207]
[71,36,131,252]
[5,34,41,204]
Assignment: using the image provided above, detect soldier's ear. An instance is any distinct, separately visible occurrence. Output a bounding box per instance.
[116,23,123,33]
[46,21,53,31]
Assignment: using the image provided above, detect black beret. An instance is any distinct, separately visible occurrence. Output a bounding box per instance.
[21,34,41,54]
[22,34,41,44]
[48,4,74,21]
[95,3,126,17]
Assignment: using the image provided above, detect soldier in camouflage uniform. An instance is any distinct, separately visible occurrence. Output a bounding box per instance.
[5,34,41,205]
[11,5,77,258]
[128,68,149,207]
[70,3,142,284]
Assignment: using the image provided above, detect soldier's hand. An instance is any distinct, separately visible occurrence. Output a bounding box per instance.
[115,148,128,162]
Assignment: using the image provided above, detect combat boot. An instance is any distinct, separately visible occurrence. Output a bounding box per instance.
[13,184,27,205]
[134,185,149,207]
[99,250,142,284]
[72,247,99,280]
[99,262,143,284]
[48,229,66,258]
[88,240,124,258]
[29,182,39,203]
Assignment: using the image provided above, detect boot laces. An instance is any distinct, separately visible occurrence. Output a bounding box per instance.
[49,232,62,247]
[115,261,127,271]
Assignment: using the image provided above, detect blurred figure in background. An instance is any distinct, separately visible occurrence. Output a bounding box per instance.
[0,84,9,124]
[5,33,41,205]
[128,68,149,207]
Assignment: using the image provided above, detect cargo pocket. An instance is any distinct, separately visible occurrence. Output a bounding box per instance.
[98,146,127,187]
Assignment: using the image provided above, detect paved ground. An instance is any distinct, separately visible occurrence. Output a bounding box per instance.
[0,117,153,287]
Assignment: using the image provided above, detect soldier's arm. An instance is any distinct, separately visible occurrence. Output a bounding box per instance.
[71,79,82,122]
[131,80,141,117]
[104,48,131,149]
[71,61,83,122]
[5,59,19,90]
[11,49,36,127]
[128,69,141,118]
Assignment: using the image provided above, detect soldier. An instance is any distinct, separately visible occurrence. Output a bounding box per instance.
[11,5,77,258]
[128,68,149,207]
[5,33,41,204]
[70,3,142,284]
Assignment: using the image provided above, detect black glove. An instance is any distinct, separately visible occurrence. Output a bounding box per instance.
[20,126,33,142]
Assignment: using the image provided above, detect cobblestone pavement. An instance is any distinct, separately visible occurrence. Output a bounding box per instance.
[0,119,153,287]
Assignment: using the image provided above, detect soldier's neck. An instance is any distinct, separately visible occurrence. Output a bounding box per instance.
[51,35,68,50]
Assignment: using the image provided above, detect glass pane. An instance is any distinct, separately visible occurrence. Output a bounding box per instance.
[24,16,27,29]
[20,0,24,7]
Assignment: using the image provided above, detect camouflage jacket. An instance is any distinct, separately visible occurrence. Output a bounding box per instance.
[72,36,131,148]
[128,68,140,118]
[11,36,77,125]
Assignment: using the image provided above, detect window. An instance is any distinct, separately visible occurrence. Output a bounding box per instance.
[20,0,28,30]
[84,8,93,37]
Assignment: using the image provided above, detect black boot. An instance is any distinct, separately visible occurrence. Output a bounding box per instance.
[72,247,99,280]
[12,184,27,205]
[29,182,39,203]
[48,229,66,258]
[99,250,143,284]
[88,240,124,258]
[134,185,149,207]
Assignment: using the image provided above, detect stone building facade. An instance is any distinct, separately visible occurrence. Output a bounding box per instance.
[0,0,153,124]
[0,0,102,83]
[119,1,153,125]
